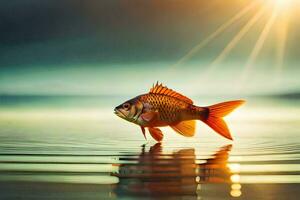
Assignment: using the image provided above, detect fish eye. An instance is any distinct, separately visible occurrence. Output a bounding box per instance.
[123,103,130,110]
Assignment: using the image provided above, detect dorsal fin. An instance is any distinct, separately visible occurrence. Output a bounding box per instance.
[149,82,193,104]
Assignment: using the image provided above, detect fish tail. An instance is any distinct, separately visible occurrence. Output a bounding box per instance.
[201,100,245,140]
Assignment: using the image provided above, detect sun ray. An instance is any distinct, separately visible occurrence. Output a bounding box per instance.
[235,4,280,92]
[171,1,257,69]
[210,7,266,68]
[274,10,290,85]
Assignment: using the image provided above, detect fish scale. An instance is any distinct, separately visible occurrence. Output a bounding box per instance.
[140,94,189,123]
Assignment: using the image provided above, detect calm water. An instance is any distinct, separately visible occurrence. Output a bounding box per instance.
[0,96,299,199]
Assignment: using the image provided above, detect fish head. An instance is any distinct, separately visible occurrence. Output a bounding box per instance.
[114,96,144,123]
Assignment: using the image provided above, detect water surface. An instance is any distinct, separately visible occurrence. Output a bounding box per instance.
[0,96,299,199]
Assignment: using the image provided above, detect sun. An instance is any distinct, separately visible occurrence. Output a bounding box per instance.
[266,0,299,12]
[275,0,292,8]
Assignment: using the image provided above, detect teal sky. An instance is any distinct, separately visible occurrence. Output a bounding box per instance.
[0,0,299,96]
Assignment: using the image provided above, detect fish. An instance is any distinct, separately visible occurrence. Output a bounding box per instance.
[114,82,245,142]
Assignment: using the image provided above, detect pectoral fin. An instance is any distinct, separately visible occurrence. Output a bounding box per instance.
[140,111,158,122]
[148,127,164,142]
[170,120,196,137]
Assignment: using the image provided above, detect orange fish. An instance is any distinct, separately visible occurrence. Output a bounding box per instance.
[114,83,245,142]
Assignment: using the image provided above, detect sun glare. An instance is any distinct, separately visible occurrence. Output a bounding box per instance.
[172,0,298,91]
[275,0,292,9]
[262,0,296,11]
[268,0,300,13]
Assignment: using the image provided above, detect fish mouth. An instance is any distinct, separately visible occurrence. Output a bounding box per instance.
[114,108,126,118]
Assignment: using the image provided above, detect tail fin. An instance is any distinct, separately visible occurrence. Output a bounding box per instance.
[202,100,245,140]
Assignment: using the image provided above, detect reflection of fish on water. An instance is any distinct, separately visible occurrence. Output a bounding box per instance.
[111,144,234,198]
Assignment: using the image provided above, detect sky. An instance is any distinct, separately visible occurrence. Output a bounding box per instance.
[0,0,299,96]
